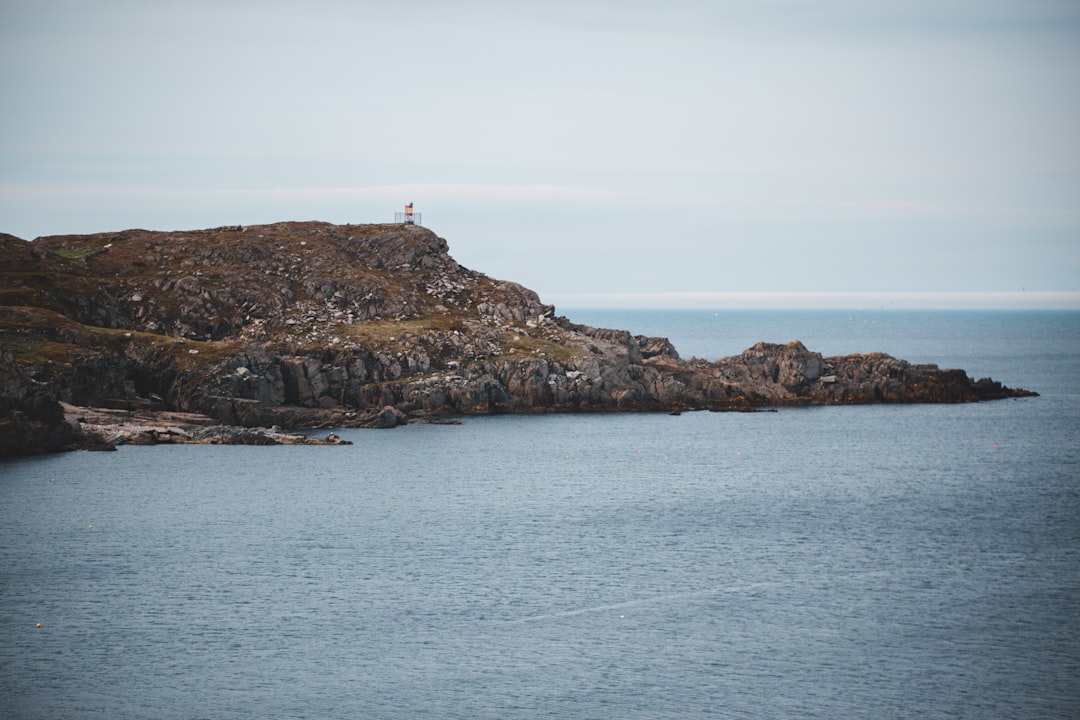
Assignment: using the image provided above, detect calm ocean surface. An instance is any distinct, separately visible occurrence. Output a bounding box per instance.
[3,310,1079,719]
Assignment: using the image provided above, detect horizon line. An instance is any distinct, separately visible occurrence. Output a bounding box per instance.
[544,291,1080,311]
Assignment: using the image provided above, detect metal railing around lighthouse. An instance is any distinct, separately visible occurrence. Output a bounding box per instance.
[394,211,422,226]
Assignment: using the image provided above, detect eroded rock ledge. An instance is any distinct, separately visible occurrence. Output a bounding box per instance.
[0,222,1036,455]
[60,403,352,449]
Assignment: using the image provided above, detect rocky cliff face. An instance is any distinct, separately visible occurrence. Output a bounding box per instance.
[0,349,81,455]
[0,222,1035,455]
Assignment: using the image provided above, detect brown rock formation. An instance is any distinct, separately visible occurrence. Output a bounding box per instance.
[0,223,1036,455]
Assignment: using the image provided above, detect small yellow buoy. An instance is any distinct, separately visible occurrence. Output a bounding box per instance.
[36,623,42,628]
[88,524,93,529]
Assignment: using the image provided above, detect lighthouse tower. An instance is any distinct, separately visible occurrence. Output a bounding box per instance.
[394,203,421,226]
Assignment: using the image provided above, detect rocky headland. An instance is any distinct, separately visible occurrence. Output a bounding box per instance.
[0,221,1035,456]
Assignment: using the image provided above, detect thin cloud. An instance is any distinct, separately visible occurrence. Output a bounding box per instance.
[211,184,651,202]
[545,291,1080,311]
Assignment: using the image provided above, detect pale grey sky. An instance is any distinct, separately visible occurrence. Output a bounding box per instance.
[2,0,1078,308]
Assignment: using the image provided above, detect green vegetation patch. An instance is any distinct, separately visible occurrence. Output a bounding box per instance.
[497,332,579,363]
[2,307,110,363]
[0,305,80,333]
[1,335,83,366]
[343,315,468,348]
[0,282,34,301]
[0,274,58,304]
[0,306,233,372]
[49,247,101,260]
[143,335,245,372]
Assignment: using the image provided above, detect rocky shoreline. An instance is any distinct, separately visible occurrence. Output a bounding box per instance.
[60,403,353,449]
[0,222,1037,456]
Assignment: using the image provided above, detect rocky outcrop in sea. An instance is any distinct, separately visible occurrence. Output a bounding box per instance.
[0,222,1035,455]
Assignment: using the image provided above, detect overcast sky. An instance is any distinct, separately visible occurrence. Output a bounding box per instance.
[2,0,1078,308]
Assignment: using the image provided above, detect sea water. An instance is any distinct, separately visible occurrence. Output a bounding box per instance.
[2,310,1079,719]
